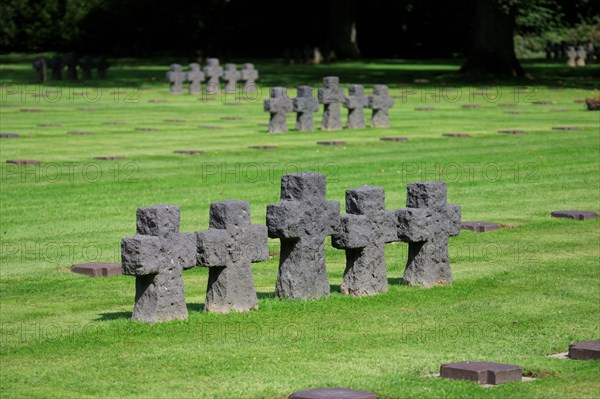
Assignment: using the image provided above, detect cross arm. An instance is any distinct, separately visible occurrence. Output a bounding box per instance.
[266,202,303,239]
[245,225,269,263]
[196,229,232,267]
[332,214,370,249]
[443,204,461,237]
[396,208,434,242]
[163,232,197,270]
[121,235,162,276]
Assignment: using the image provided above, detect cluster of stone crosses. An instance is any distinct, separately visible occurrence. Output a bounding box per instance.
[121,172,461,323]
[166,58,258,95]
[545,41,598,66]
[264,76,394,133]
[32,54,109,82]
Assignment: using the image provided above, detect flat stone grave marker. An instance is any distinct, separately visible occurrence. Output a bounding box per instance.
[531,101,555,105]
[552,126,579,131]
[198,125,223,129]
[135,127,159,131]
[257,123,270,127]
[221,116,242,120]
[497,129,525,134]
[20,108,42,112]
[164,119,187,123]
[574,99,585,103]
[67,131,94,135]
[148,99,167,103]
[71,263,121,277]
[93,156,126,160]
[38,123,62,127]
[6,160,39,165]
[550,109,569,112]
[379,137,408,142]
[568,340,600,360]
[504,111,524,114]
[317,141,347,146]
[104,121,126,125]
[248,145,277,150]
[440,362,522,385]
[78,107,97,111]
[415,107,435,111]
[462,104,481,108]
[224,102,241,106]
[0,133,20,138]
[443,133,470,138]
[551,210,598,220]
[288,388,377,399]
[461,221,501,232]
[498,103,517,107]
[173,150,204,155]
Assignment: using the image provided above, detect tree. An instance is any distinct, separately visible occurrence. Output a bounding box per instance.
[461,0,524,76]
[326,0,360,59]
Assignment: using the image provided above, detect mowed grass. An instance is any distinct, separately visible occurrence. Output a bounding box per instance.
[0,54,599,398]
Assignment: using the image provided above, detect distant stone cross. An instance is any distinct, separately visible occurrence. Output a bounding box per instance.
[196,200,268,313]
[186,63,204,94]
[267,172,340,300]
[343,84,369,129]
[203,58,223,94]
[566,46,577,67]
[223,63,241,92]
[332,186,399,296]
[318,76,344,131]
[396,182,461,287]
[65,54,78,80]
[367,85,394,128]
[96,56,109,79]
[576,46,587,67]
[32,56,47,83]
[240,63,258,91]
[264,87,293,133]
[80,56,93,80]
[49,55,63,80]
[166,64,186,95]
[293,85,319,131]
[121,205,196,323]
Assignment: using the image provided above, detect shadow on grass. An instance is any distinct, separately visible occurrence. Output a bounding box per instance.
[187,303,205,312]
[388,277,405,286]
[96,311,131,321]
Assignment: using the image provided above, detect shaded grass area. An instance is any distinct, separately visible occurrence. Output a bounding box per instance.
[0,56,599,398]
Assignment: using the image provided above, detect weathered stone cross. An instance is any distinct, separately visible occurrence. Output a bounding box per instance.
[121,205,196,323]
[332,186,399,296]
[367,85,394,128]
[186,63,204,94]
[318,76,345,131]
[203,58,223,93]
[343,84,369,129]
[80,56,93,80]
[397,182,461,287]
[293,85,319,131]
[240,63,258,91]
[223,63,241,92]
[196,200,268,313]
[267,172,340,300]
[166,64,186,95]
[264,87,293,133]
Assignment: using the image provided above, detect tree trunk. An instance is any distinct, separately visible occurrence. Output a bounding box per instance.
[326,0,360,59]
[461,0,523,76]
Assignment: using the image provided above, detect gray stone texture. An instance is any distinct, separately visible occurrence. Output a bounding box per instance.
[121,204,196,323]
[368,85,394,128]
[80,56,93,80]
[196,200,268,313]
[223,63,241,92]
[293,86,319,131]
[568,340,600,360]
[267,172,340,300]
[240,63,259,91]
[66,53,78,80]
[343,85,368,129]
[166,64,186,95]
[440,361,522,385]
[318,76,344,131]
[397,182,461,287]
[49,55,63,80]
[332,186,399,296]
[32,56,47,83]
[203,58,223,93]
[186,63,204,94]
[264,87,293,133]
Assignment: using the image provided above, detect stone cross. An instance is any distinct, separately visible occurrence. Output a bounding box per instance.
[293,86,319,131]
[576,45,587,67]
[223,63,241,92]
[240,63,259,91]
[264,87,293,133]
[121,204,196,323]
[65,53,78,80]
[318,76,344,131]
[566,46,577,67]
[166,64,186,95]
[32,56,47,83]
[203,58,223,93]
[343,84,369,129]
[196,200,268,313]
[332,186,399,296]
[49,55,63,80]
[96,56,109,79]
[396,182,461,287]
[267,172,340,300]
[80,56,93,80]
[186,63,204,94]
[367,85,394,128]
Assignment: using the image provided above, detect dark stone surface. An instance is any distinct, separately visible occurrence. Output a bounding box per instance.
[164,119,187,123]
[440,362,522,385]
[198,125,223,129]
[149,99,167,103]
[498,103,517,107]
[0,133,20,138]
[462,104,481,108]
[317,141,347,146]
[332,186,399,296]
[267,172,340,300]
[67,131,94,135]
[367,85,393,128]
[380,137,408,142]
[531,100,555,105]
[104,121,126,125]
[264,87,293,133]
[221,116,243,120]
[504,111,524,114]
[550,109,569,112]
[203,58,223,94]
[20,108,42,112]
[318,76,344,131]
[443,133,470,138]
[461,221,501,233]
[224,102,242,106]
[96,56,109,79]
[551,210,598,220]
[293,86,319,131]
[71,263,121,277]
[48,55,63,80]
[38,124,62,127]
[186,63,204,95]
[166,64,186,95]
[498,130,525,134]
[551,126,579,131]
[32,56,47,82]
[78,107,97,111]
[121,204,196,323]
[288,388,377,399]
[415,107,435,111]
[248,145,278,150]
[135,127,160,131]
[6,160,39,165]
[196,200,268,313]
[568,340,600,360]
[344,85,368,129]
[173,150,205,155]
[79,56,93,80]
[397,182,461,287]
[93,156,126,160]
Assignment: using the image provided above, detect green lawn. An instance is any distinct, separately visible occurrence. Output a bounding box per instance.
[0,55,599,399]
